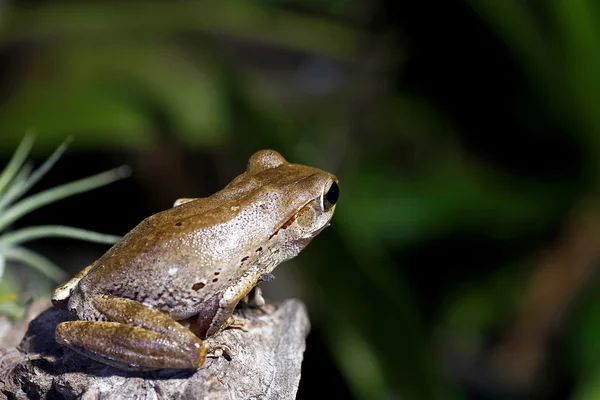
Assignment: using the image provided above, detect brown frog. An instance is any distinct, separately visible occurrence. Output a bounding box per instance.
[52,150,339,370]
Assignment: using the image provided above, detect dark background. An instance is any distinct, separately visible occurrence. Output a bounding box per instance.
[2,1,600,399]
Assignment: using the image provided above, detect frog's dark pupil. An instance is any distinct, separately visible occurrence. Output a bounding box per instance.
[326,181,339,205]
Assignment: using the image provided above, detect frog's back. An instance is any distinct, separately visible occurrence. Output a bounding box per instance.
[71,194,256,316]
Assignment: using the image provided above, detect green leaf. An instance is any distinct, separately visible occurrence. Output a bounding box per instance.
[571,368,600,400]
[0,137,71,211]
[0,225,121,246]
[2,246,67,282]
[0,133,35,195]
[0,166,130,231]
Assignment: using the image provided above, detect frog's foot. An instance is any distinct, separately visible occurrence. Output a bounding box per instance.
[250,286,266,308]
[206,343,233,361]
[55,295,206,370]
[239,286,267,310]
[226,315,250,332]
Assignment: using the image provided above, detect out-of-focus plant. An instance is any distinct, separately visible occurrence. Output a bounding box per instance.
[0,134,129,318]
[5,1,600,399]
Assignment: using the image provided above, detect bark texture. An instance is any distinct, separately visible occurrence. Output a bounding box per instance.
[0,299,310,400]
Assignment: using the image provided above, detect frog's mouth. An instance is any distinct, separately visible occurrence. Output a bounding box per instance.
[269,212,298,240]
[270,197,334,240]
[307,222,331,238]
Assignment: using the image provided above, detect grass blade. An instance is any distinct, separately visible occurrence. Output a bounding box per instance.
[0,165,131,231]
[0,133,35,195]
[0,300,25,319]
[0,137,71,210]
[0,162,33,212]
[0,225,121,246]
[3,246,67,282]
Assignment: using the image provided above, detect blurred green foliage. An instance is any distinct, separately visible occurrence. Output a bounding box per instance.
[0,135,127,317]
[3,1,600,399]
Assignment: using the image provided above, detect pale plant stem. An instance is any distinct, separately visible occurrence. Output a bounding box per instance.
[0,138,71,210]
[0,162,33,212]
[2,246,67,282]
[0,166,131,232]
[0,254,4,282]
[0,133,34,195]
[0,225,121,246]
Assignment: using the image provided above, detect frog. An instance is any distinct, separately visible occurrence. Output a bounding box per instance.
[51,149,339,371]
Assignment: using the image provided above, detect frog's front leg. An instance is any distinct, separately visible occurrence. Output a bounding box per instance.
[56,295,206,370]
[203,277,272,338]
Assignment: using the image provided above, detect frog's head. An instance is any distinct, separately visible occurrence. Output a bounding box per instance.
[245,149,339,260]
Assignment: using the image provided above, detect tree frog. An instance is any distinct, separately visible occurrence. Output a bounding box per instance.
[52,150,339,371]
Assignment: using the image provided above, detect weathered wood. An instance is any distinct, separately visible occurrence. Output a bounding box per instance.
[0,299,310,400]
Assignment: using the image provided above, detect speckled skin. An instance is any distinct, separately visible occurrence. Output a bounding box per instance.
[52,150,338,371]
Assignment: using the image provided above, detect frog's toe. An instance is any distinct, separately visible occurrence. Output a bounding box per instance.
[250,287,266,308]
[226,316,250,332]
[206,343,233,361]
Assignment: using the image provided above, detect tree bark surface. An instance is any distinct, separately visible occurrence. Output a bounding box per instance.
[0,299,310,400]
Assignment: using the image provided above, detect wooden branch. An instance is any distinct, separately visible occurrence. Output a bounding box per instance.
[0,298,310,399]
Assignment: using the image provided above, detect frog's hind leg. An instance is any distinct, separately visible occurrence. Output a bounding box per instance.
[56,295,206,370]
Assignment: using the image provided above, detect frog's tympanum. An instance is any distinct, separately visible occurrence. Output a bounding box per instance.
[52,150,339,371]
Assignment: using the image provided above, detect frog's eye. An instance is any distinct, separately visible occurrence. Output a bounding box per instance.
[323,180,339,211]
